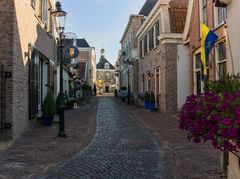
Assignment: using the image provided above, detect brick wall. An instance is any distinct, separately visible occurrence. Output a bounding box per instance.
[0,0,14,139]
[0,0,56,139]
[189,0,226,94]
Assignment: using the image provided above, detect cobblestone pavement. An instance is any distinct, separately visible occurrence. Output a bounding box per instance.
[116,98,225,179]
[0,97,97,179]
[42,97,165,179]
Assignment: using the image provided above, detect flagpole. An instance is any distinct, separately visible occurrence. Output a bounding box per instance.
[225,25,235,74]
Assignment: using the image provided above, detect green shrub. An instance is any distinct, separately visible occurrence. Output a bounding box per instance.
[149,92,155,102]
[205,73,240,94]
[144,92,149,101]
[42,89,56,116]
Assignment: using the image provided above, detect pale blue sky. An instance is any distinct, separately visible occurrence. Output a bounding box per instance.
[60,0,145,65]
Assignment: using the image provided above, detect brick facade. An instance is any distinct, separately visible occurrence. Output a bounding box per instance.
[0,0,56,140]
[137,0,188,112]
[120,15,143,99]
[188,0,226,94]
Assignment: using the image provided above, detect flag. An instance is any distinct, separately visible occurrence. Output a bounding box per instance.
[201,23,218,79]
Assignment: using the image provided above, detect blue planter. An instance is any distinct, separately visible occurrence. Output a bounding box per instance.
[149,102,155,111]
[42,116,54,126]
[144,100,150,109]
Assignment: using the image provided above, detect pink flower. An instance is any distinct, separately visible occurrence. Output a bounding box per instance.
[222,118,232,125]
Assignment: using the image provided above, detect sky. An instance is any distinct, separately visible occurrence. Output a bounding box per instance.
[60,0,146,65]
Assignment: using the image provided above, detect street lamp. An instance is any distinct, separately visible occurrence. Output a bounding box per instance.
[122,51,133,105]
[51,1,67,137]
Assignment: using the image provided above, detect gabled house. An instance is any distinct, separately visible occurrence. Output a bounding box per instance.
[74,39,96,87]
[119,15,144,100]
[96,49,115,93]
[183,0,227,95]
[136,0,189,112]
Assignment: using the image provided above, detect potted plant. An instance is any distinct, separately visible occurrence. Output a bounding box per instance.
[179,74,240,152]
[149,92,155,111]
[144,92,149,109]
[120,87,127,102]
[42,89,56,126]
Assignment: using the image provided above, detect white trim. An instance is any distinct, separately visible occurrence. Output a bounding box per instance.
[158,33,183,44]
[215,41,227,80]
[183,0,194,43]
[193,49,204,94]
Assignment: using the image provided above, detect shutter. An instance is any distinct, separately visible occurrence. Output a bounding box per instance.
[144,35,147,55]
[139,40,142,58]
[155,20,159,45]
[149,28,153,50]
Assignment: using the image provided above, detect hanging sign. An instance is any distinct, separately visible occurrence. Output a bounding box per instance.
[64,45,79,59]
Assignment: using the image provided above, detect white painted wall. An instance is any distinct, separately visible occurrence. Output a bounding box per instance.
[177,44,190,110]
[227,0,240,74]
[226,2,240,179]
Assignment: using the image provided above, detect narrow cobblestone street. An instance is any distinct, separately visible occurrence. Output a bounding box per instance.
[42,97,165,178]
[0,96,224,179]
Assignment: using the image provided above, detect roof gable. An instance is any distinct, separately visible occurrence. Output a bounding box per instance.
[76,39,90,48]
[97,57,115,70]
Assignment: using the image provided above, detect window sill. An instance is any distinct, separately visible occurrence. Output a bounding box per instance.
[213,21,226,31]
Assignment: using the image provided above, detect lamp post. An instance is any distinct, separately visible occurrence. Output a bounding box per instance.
[122,51,132,105]
[51,1,67,137]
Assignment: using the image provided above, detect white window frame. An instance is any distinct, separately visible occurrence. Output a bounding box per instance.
[155,67,160,95]
[193,49,204,95]
[215,41,227,80]
[214,6,227,27]
[153,24,157,48]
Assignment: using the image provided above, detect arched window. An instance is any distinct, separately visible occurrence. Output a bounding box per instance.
[104,63,110,69]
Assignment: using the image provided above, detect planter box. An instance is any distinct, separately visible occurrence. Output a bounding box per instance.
[42,116,54,126]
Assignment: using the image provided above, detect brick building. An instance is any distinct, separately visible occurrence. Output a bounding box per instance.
[0,0,57,140]
[96,49,115,93]
[136,0,189,112]
[183,0,227,95]
[119,15,144,100]
[73,39,96,87]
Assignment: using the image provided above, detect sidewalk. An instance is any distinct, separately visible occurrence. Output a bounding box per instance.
[0,97,98,178]
[115,98,225,179]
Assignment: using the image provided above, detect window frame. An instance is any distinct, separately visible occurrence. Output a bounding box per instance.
[215,41,227,79]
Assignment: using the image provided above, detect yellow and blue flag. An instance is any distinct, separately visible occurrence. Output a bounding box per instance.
[201,23,218,79]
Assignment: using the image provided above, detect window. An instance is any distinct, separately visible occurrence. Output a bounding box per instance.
[216,42,227,79]
[104,63,110,69]
[155,68,160,94]
[194,52,206,95]
[216,7,227,25]
[31,0,36,8]
[42,0,48,27]
[202,0,208,25]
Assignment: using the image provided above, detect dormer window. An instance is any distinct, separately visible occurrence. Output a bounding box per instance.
[104,63,110,69]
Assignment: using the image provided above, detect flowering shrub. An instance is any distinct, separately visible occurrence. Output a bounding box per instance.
[179,91,240,152]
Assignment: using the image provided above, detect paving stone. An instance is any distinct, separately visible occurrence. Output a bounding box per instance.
[42,98,165,178]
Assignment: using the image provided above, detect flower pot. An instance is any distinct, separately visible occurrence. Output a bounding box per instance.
[144,100,150,109]
[42,116,54,126]
[149,102,155,111]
